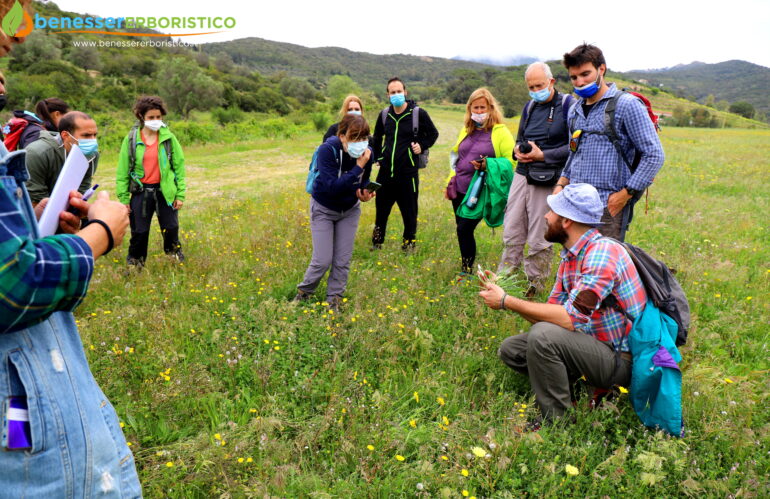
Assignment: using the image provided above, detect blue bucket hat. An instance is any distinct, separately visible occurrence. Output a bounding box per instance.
[546,183,604,225]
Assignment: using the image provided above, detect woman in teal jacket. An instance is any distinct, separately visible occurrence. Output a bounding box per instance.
[116,96,186,266]
[444,88,514,275]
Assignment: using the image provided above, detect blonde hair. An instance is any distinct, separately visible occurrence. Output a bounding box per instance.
[463,87,504,135]
[338,95,365,120]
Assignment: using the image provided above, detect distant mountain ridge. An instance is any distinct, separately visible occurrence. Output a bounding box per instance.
[200,37,492,90]
[624,60,770,120]
[199,37,769,121]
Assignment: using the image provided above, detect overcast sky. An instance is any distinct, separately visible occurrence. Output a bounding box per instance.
[52,0,770,72]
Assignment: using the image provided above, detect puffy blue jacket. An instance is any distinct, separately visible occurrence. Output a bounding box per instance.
[629,301,684,437]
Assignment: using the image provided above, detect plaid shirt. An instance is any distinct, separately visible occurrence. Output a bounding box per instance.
[0,143,93,334]
[563,83,664,205]
[547,228,647,352]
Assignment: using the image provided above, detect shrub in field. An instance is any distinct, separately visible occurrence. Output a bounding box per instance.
[212,107,246,126]
[310,112,331,132]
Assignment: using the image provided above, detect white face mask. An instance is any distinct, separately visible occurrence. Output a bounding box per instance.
[144,120,164,132]
[471,112,488,124]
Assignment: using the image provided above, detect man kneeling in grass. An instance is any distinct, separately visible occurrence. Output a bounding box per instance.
[479,183,647,428]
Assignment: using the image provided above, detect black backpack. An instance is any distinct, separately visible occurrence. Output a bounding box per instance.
[127,123,173,193]
[380,105,429,168]
[609,239,691,346]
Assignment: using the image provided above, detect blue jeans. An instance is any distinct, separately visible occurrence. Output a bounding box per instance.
[0,158,141,497]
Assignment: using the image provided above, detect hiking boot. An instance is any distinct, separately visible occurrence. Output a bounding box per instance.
[370,243,382,251]
[525,284,538,298]
[293,290,312,302]
[401,240,416,252]
[327,296,343,312]
[455,272,475,284]
[169,249,185,263]
[126,256,145,268]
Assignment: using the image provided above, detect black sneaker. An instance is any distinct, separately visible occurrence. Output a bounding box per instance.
[401,240,416,252]
[165,249,185,263]
[370,243,382,251]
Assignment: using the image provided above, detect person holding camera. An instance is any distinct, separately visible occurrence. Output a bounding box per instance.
[444,88,514,276]
[499,62,573,296]
[295,114,376,311]
[116,96,186,267]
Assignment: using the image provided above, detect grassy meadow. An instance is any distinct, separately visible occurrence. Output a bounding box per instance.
[79,107,768,497]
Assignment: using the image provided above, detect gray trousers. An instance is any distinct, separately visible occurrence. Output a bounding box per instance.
[498,322,631,420]
[499,174,553,289]
[298,198,361,299]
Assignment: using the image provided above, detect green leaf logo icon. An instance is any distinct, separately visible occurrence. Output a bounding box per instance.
[2,1,24,36]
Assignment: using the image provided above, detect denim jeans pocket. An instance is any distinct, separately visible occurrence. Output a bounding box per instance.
[4,350,46,454]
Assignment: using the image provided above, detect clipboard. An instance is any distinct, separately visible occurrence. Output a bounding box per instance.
[37,146,90,237]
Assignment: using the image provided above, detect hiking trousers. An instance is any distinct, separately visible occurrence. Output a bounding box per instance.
[128,184,181,262]
[372,175,419,247]
[498,322,631,420]
[298,198,361,299]
[498,174,553,289]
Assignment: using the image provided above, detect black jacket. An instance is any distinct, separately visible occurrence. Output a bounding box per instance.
[372,100,438,180]
[514,92,571,176]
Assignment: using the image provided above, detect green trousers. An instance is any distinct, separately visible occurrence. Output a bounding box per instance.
[498,321,631,420]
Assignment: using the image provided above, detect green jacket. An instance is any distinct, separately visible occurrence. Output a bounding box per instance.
[116,125,186,205]
[455,157,513,227]
[25,131,99,204]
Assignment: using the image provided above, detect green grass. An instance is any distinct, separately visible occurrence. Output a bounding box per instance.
[82,109,769,497]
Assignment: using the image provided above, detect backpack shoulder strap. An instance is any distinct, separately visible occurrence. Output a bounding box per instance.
[162,139,173,167]
[412,105,420,137]
[128,125,139,177]
[521,100,535,130]
[604,92,631,169]
[380,108,389,128]
[562,94,573,122]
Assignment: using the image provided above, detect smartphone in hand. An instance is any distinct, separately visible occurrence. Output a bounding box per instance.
[366,181,382,193]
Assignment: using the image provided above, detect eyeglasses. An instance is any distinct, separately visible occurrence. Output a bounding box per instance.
[569,129,583,153]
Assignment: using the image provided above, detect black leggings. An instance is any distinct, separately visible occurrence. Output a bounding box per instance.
[451,196,482,273]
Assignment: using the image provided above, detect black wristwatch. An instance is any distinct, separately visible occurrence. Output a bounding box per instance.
[625,187,641,197]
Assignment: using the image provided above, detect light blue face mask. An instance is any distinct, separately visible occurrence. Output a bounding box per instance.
[389,93,406,108]
[75,138,99,158]
[529,87,552,103]
[347,140,369,158]
[347,110,362,116]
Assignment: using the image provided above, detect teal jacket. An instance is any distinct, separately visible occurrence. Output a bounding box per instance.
[116,125,186,205]
[455,157,512,227]
[629,301,684,437]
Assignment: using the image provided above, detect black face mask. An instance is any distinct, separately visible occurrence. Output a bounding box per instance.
[0,95,6,112]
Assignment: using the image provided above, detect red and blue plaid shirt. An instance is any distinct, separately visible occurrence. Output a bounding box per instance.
[547,228,646,352]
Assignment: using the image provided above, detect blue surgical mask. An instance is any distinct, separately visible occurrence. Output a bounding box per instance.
[573,72,602,99]
[75,137,99,158]
[389,93,406,108]
[529,87,552,103]
[347,140,369,159]
[347,110,362,116]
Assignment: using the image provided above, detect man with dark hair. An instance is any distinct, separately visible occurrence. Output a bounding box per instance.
[480,183,647,426]
[371,77,439,251]
[25,111,99,204]
[556,43,664,241]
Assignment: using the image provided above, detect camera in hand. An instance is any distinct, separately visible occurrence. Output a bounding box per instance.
[518,142,533,154]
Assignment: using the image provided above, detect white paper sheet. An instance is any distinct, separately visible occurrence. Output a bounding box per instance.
[37,146,91,237]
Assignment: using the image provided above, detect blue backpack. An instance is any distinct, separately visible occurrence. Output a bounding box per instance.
[306,143,342,194]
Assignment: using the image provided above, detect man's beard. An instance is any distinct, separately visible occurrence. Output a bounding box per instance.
[544,217,568,245]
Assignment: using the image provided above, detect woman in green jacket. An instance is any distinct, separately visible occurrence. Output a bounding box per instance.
[444,88,514,276]
[116,96,186,266]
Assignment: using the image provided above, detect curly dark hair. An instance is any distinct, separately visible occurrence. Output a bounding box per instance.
[133,96,168,122]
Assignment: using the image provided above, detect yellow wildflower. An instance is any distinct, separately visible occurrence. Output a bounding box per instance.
[565,464,579,476]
